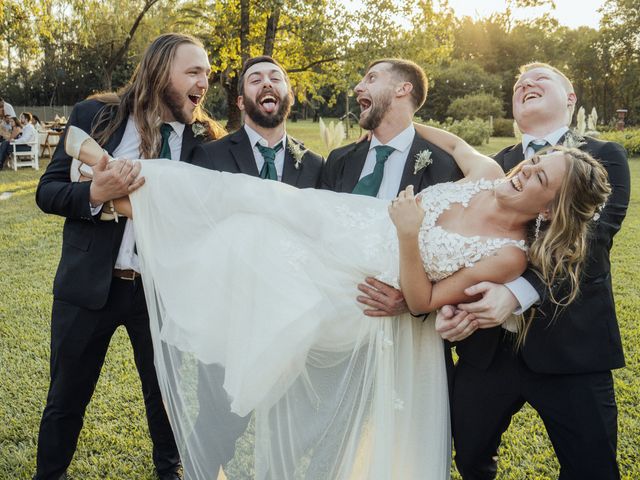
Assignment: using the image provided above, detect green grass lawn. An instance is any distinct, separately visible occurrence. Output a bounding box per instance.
[0,125,638,478]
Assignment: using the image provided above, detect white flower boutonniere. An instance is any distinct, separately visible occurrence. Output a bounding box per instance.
[288,141,306,170]
[413,149,433,174]
[562,130,586,149]
[192,122,207,138]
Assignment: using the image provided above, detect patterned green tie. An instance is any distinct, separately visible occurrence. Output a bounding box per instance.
[530,140,550,154]
[160,123,173,159]
[352,145,396,197]
[257,142,283,180]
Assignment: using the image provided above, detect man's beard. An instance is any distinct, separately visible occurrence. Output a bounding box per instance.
[243,90,291,129]
[162,85,193,124]
[359,91,392,131]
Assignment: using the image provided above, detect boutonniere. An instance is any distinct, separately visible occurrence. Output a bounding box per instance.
[192,122,207,138]
[562,130,586,149]
[288,141,306,169]
[413,149,433,174]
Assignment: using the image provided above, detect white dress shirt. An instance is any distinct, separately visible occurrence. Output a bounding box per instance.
[359,124,415,201]
[504,125,569,317]
[13,123,37,144]
[244,124,287,181]
[91,116,185,272]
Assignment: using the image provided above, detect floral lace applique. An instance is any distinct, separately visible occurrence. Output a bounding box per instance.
[417,180,528,282]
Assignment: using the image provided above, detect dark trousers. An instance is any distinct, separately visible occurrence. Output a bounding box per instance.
[186,364,251,474]
[452,334,619,480]
[34,277,179,480]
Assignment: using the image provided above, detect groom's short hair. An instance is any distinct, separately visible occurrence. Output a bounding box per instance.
[238,56,290,96]
[367,58,428,110]
[517,62,574,93]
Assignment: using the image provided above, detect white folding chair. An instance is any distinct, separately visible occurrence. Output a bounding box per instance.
[9,140,40,170]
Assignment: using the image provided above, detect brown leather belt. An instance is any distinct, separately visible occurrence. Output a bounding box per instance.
[113,269,141,281]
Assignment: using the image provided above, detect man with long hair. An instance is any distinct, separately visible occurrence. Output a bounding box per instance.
[34,33,224,480]
[437,63,630,480]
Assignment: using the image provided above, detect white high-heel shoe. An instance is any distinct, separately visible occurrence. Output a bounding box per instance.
[65,126,122,221]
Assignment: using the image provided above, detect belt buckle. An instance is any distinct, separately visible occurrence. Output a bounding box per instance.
[122,270,137,281]
[115,269,138,281]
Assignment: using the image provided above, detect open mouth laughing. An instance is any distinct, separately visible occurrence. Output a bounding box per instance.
[188,93,203,106]
[257,92,280,114]
[357,96,372,116]
[522,91,542,103]
[511,175,523,191]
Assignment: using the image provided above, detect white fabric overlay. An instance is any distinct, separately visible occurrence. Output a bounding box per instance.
[131,160,458,479]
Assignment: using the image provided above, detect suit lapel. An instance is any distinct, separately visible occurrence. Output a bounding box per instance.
[229,128,260,176]
[180,123,198,162]
[398,134,430,192]
[341,141,370,192]
[501,145,524,172]
[282,135,302,186]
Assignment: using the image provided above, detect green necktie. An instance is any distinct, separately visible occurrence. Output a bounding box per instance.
[352,145,395,197]
[530,140,550,154]
[257,142,283,180]
[159,123,173,159]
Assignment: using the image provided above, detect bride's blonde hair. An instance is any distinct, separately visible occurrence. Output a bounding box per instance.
[514,146,610,342]
[89,33,225,158]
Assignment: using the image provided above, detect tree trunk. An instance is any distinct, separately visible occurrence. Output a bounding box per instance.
[263,4,281,56]
[103,69,113,92]
[225,75,242,131]
[102,0,161,91]
[240,0,250,65]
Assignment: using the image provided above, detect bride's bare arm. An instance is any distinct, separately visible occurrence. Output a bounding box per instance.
[413,122,503,181]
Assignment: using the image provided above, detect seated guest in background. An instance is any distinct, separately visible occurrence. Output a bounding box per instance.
[6,116,22,140]
[31,113,44,131]
[0,115,11,141]
[0,113,37,169]
[0,97,16,139]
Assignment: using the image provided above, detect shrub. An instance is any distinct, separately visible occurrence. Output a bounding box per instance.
[423,117,492,146]
[599,129,640,156]
[492,118,516,137]
[446,93,505,121]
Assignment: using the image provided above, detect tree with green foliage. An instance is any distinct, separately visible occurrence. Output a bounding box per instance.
[446,92,504,120]
[178,0,455,130]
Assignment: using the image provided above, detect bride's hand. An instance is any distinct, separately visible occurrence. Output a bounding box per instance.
[388,185,424,239]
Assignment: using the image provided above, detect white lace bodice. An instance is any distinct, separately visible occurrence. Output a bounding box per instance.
[418,180,527,281]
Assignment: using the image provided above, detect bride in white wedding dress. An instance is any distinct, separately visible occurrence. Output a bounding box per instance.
[65,125,609,479]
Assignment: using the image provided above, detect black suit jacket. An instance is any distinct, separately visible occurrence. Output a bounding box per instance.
[456,136,630,374]
[321,133,463,194]
[190,127,324,189]
[36,99,206,310]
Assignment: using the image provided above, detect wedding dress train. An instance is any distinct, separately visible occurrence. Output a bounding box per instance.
[65,127,526,479]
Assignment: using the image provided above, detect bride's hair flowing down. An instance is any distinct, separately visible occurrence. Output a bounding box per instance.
[131,160,451,479]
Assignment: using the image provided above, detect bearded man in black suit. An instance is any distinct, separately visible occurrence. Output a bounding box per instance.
[436,62,630,480]
[191,55,323,187]
[34,33,225,480]
[322,58,464,323]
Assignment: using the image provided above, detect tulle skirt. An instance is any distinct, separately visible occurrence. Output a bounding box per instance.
[131,159,451,479]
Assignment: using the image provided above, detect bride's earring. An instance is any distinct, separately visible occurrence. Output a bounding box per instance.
[534,213,544,240]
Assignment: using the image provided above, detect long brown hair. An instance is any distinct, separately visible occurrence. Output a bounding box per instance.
[90,33,225,158]
[514,146,611,344]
